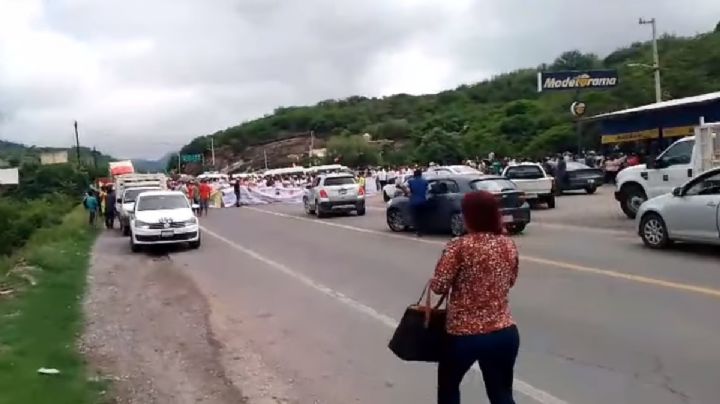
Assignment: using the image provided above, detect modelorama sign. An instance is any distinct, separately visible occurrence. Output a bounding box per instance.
[537,70,619,92]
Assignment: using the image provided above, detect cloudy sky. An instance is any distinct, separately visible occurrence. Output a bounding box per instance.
[1,0,718,158]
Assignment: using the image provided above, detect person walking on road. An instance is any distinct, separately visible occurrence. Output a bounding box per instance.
[83,191,99,227]
[104,186,117,229]
[431,190,520,404]
[406,169,429,237]
[233,178,242,207]
[199,180,212,216]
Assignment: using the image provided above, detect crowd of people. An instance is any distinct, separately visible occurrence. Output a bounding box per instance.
[82,185,117,228]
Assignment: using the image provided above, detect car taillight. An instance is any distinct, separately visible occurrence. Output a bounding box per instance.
[319,189,328,198]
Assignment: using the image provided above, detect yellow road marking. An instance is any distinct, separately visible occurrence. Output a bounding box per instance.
[521,256,720,298]
[242,207,720,299]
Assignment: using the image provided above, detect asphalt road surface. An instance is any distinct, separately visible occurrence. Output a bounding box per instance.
[168,195,720,404]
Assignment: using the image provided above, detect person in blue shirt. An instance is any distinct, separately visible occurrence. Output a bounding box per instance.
[83,191,99,227]
[406,169,429,237]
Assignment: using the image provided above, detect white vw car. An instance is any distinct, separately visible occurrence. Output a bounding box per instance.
[129,190,201,252]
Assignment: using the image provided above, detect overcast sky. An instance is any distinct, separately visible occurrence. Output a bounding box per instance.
[1,0,718,159]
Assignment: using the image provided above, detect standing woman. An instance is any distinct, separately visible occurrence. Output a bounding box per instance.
[430,191,520,404]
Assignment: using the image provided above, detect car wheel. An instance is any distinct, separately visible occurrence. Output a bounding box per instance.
[640,213,671,249]
[546,195,556,209]
[189,237,201,250]
[620,184,647,219]
[304,198,315,215]
[130,237,141,253]
[356,204,366,216]
[585,186,597,194]
[383,192,390,202]
[450,213,465,237]
[315,202,328,218]
[506,223,526,235]
[386,208,406,232]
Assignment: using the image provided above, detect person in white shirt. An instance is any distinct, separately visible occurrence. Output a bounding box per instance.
[378,168,388,189]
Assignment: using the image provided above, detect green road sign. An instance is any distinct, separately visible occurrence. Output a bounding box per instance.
[181,154,202,163]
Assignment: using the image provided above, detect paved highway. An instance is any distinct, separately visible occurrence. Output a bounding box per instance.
[171,194,720,404]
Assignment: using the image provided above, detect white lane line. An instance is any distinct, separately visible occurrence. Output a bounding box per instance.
[201,225,569,404]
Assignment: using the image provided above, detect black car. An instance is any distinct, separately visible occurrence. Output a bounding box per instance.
[549,161,604,194]
[386,175,531,236]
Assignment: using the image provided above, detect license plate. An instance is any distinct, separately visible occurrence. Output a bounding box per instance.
[502,215,513,223]
[161,230,174,238]
[587,179,595,184]
[338,189,347,195]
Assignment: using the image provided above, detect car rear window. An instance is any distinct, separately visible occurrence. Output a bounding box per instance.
[505,166,544,179]
[450,166,480,175]
[324,177,356,186]
[566,162,591,170]
[470,179,517,192]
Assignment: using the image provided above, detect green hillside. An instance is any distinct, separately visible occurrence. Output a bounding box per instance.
[181,28,720,166]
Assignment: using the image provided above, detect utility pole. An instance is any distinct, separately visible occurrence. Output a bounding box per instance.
[639,17,662,103]
[74,120,81,164]
[263,149,268,170]
[177,152,182,174]
[92,146,98,171]
[210,136,216,167]
[309,130,314,163]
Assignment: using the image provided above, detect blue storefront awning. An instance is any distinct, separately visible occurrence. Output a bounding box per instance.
[587,91,720,144]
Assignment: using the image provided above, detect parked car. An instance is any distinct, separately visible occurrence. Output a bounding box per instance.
[502,163,556,208]
[118,186,161,236]
[129,191,200,252]
[386,174,531,236]
[304,173,366,217]
[426,165,481,176]
[549,161,604,194]
[636,167,720,248]
[382,173,413,202]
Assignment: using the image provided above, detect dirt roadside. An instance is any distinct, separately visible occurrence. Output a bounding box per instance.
[82,231,293,404]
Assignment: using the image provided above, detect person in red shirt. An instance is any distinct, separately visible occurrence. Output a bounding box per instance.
[626,153,641,166]
[431,191,519,404]
[198,180,212,216]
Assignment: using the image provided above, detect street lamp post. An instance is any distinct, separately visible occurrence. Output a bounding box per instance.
[639,17,662,103]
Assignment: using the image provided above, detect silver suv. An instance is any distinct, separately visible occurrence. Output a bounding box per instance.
[303,173,366,217]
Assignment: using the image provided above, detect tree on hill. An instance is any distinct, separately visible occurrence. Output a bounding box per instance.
[325,135,380,167]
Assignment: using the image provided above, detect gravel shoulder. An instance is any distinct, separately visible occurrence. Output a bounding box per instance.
[82,231,244,404]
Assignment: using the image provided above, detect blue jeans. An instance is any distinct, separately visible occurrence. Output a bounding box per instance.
[438,325,519,404]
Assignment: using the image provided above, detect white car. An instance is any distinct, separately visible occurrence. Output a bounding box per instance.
[502,163,556,208]
[303,173,365,217]
[636,167,720,248]
[129,191,201,252]
[382,173,413,202]
[426,165,481,176]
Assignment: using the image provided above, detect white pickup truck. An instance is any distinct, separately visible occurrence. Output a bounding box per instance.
[502,163,556,208]
[615,121,720,218]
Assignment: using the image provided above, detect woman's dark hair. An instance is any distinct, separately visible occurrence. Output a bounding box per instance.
[461,191,503,234]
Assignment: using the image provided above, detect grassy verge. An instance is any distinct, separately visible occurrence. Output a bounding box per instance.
[0,207,103,404]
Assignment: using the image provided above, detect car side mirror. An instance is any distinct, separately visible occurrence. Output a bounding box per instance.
[671,187,683,197]
[116,198,122,203]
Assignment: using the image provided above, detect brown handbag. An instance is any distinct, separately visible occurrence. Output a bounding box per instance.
[388,282,447,362]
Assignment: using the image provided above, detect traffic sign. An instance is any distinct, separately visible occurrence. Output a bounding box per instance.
[181,154,202,163]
